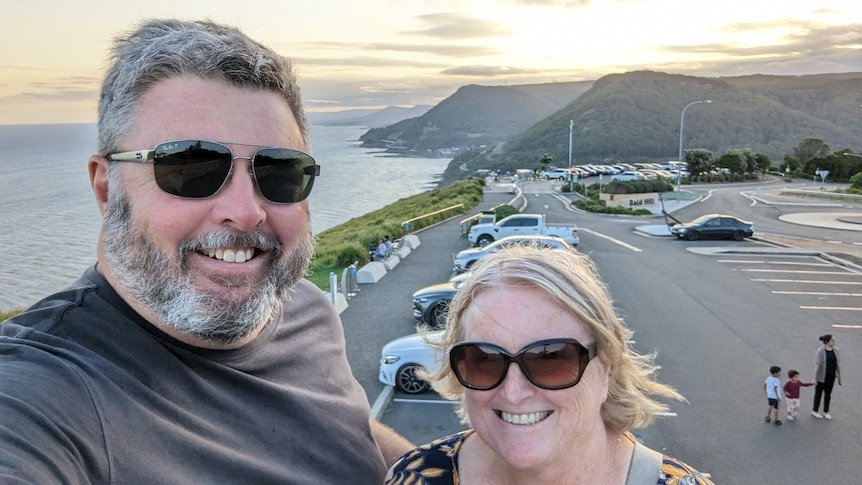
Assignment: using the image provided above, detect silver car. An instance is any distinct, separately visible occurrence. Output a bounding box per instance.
[453,234,572,273]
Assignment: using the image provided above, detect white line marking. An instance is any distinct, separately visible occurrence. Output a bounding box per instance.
[742,269,851,275]
[751,279,862,285]
[774,290,862,297]
[833,324,862,329]
[580,228,643,252]
[799,306,862,311]
[393,398,459,404]
[654,412,678,417]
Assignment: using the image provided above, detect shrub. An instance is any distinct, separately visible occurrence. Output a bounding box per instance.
[851,172,862,190]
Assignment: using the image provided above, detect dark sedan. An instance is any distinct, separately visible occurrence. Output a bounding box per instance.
[671,214,754,241]
[412,281,462,329]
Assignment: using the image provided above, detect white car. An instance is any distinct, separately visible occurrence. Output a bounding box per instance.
[379,331,445,394]
[541,168,571,180]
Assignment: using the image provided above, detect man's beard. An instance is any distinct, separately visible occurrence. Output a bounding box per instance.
[102,184,315,345]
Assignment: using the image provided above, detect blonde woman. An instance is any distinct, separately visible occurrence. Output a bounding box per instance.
[386,246,713,484]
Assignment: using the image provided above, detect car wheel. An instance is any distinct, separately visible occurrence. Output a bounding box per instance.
[396,363,430,394]
[430,300,450,329]
[476,234,494,247]
[686,231,699,241]
[732,230,744,241]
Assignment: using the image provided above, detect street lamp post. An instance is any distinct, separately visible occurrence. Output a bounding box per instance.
[677,99,711,201]
[568,119,573,168]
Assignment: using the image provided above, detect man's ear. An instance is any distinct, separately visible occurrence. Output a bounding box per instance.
[89,155,110,216]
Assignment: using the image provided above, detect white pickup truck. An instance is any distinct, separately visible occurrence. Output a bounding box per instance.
[467,213,579,247]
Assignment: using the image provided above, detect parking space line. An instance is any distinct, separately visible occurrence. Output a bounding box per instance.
[773,290,862,297]
[741,269,850,275]
[799,306,862,311]
[717,259,832,266]
[833,324,862,329]
[580,228,642,252]
[393,398,458,404]
[750,279,862,285]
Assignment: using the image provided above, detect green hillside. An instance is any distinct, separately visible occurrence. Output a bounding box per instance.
[357,71,861,183]
[359,81,594,156]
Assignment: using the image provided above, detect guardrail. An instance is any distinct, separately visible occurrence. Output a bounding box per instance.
[401,204,465,234]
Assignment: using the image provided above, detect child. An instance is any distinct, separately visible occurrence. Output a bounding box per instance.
[764,365,782,425]
[783,369,814,421]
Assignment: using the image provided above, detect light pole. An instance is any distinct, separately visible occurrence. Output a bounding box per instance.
[568,119,574,168]
[677,99,711,201]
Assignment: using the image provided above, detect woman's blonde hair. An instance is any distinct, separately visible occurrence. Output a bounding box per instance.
[426,245,684,433]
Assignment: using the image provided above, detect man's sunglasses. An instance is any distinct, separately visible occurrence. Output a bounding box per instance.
[107,140,320,204]
[449,338,598,391]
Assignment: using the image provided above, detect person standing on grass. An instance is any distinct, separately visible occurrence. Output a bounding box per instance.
[782,369,813,422]
[764,366,782,425]
[812,334,841,420]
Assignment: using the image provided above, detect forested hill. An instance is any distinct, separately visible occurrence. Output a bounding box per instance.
[359,81,594,154]
[485,71,862,174]
[355,70,862,184]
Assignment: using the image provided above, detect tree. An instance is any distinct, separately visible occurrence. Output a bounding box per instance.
[538,153,553,170]
[685,148,713,181]
[793,138,831,169]
[716,152,744,176]
[755,153,772,177]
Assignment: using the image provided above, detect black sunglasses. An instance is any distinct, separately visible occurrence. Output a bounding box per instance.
[450,338,598,391]
[107,140,320,204]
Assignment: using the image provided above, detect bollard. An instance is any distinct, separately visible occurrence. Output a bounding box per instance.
[329,272,337,304]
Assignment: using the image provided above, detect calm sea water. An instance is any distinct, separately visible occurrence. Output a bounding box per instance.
[0,124,450,309]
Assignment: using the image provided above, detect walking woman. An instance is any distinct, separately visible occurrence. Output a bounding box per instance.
[811,334,841,420]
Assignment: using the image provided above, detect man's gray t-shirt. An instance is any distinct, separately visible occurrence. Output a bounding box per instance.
[0,267,385,483]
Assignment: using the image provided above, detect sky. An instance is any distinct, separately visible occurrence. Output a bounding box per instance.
[1,0,860,125]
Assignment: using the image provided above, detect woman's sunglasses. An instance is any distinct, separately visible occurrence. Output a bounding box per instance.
[450,338,598,391]
[107,140,320,204]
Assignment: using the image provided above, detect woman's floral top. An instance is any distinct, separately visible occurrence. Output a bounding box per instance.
[384,429,715,485]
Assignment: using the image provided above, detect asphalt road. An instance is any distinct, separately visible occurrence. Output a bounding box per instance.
[341,178,862,482]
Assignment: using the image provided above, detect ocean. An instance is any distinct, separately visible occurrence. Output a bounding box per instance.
[0,123,451,310]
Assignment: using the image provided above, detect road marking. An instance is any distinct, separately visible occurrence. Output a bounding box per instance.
[800,306,862,311]
[741,269,851,275]
[654,412,678,417]
[580,228,643,252]
[393,398,458,404]
[751,279,862,285]
[718,259,831,267]
[774,290,862,297]
[833,324,862,329]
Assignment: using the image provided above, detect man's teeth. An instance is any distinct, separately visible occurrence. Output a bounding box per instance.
[207,248,254,263]
[500,411,551,425]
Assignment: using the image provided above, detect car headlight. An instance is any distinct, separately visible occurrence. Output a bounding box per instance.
[382,355,401,365]
[414,296,430,303]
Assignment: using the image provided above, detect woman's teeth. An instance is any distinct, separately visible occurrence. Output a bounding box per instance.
[499,411,551,425]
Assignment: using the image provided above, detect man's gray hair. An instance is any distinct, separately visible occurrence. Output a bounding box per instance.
[97,19,309,155]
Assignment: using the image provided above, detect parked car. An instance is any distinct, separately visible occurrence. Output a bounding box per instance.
[540,168,571,180]
[611,171,645,182]
[412,281,462,328]
[671,214,754,241]
[379,330,445,394]
[454,234,573,273]
[467,213,579,247]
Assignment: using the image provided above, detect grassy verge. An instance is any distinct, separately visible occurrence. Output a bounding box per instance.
[305,178,484,289]
[0,178,487,320]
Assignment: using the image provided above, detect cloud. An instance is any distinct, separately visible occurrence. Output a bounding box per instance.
[657,22,862,63]
[441,65,533,76]
[406,12,514,39]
